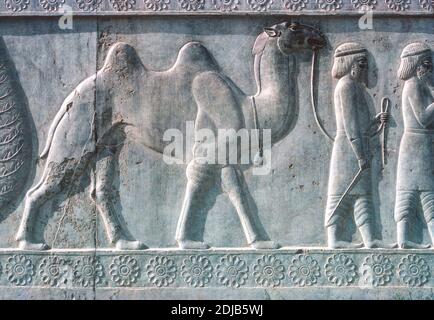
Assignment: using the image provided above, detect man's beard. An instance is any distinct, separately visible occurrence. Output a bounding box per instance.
[417,67,433,87]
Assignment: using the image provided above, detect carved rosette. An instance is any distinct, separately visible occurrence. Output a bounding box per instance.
[317,0,342,10]
[5,255,34,286]
[181,255,213,287]
[252,255,285,287]
[75,0,102,11]
[351,0,377,9]
[144,0,170,10]
[109,255,140,286]
[288,255,321,287]
[385,0,411,10]
[398,255,430,287]
[178,0,205,10]
[212,0,240,10]
[146,256,177,287]
[247,0,273,11]
[4,0,30,12]
[361,254,393,287]
[282,0,308,10]
[39,0,65,11]
[419,0,433,9]
[73,256,104,287]
[110,0,136,10]
[325,253,357,286]
[215,255,249,288]
[316,0,342,11]
[39,256,69,287]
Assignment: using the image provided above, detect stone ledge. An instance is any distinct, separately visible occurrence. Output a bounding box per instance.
[0,286,433,299]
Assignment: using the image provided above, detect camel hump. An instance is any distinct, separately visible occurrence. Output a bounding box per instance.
[175,42,220,73]
[101,42,144,74]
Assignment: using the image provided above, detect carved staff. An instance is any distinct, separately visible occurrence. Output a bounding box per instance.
[325,166,366,226]
[380,97,390,168]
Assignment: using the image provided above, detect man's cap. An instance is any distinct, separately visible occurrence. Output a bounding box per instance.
[334,42,367,58]
[401,42,431,58]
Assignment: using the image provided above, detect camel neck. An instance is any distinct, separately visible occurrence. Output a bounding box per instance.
[253,39,295,144]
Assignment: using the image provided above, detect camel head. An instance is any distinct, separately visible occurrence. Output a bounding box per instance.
[255,21,326,55]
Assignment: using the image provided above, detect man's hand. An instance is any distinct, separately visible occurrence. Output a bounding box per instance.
[375,112,389,124]
[358,157,370,170]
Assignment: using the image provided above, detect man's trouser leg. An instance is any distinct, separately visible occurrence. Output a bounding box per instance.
[395,190,418,247]
[325,194,352,247]
[354,195,375,245]
[421,191,434,246]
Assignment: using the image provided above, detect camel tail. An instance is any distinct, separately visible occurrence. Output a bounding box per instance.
[39,91,75,159]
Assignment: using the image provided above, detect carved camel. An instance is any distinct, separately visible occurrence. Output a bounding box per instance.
[15,21,326,250]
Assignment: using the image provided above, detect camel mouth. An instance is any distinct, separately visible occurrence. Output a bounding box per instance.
[307,38,326,49]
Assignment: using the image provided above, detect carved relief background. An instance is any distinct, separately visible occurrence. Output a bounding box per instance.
[0,14,432,299]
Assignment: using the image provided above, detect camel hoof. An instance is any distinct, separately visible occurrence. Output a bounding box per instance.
[115,239,148,250]
[18,240,50,251]
[329,241,364,249]
[398,241,430,249]
[177,240,210,250]
[250,240,280,249]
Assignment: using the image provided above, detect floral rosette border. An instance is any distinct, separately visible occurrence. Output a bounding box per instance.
[0,252,430,288]
[0,0,431,13]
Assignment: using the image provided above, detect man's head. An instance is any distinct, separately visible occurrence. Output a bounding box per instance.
[332,42,368,84]
[398,42,432,83]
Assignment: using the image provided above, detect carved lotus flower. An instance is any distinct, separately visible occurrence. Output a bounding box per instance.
[361,254,393,287]
[216,255,249,288]
[39,256,69,287]
[110,0,136,10]
[419,0,433,10]
[212,0,240,11]
[5,255,34,286]
[146,256,177,287]
[144,0,170,10]
[179,0,205,10]
[76,0,102,11]
[282,0,308,10]
[317,0,342,10]
[109,255,140,286]
[351,0,377,9]
[398,254,430,287]
[385,0,411,10]
[288,255,321,287]
[39,0,65,11]
[73,256,104,287]
[181,255,213,287]
[325,253,357,286]
[252,255,285,287]
[4,0,30,12]
[247,0,273,11]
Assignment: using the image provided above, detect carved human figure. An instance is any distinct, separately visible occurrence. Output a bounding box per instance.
[325,43,388,249]
[394,42,434,249]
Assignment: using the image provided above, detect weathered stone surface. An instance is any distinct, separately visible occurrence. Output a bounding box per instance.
[0,3,433,299]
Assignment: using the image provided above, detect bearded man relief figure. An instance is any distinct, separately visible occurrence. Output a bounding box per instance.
[394,43,434,249]
[324,43,390,249]
[15,22,326,250]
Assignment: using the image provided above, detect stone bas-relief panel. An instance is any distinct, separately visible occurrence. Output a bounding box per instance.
[0,12,433,299]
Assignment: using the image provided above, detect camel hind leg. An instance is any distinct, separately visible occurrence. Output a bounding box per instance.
[90,146,147,250]
[16,155,93,250]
